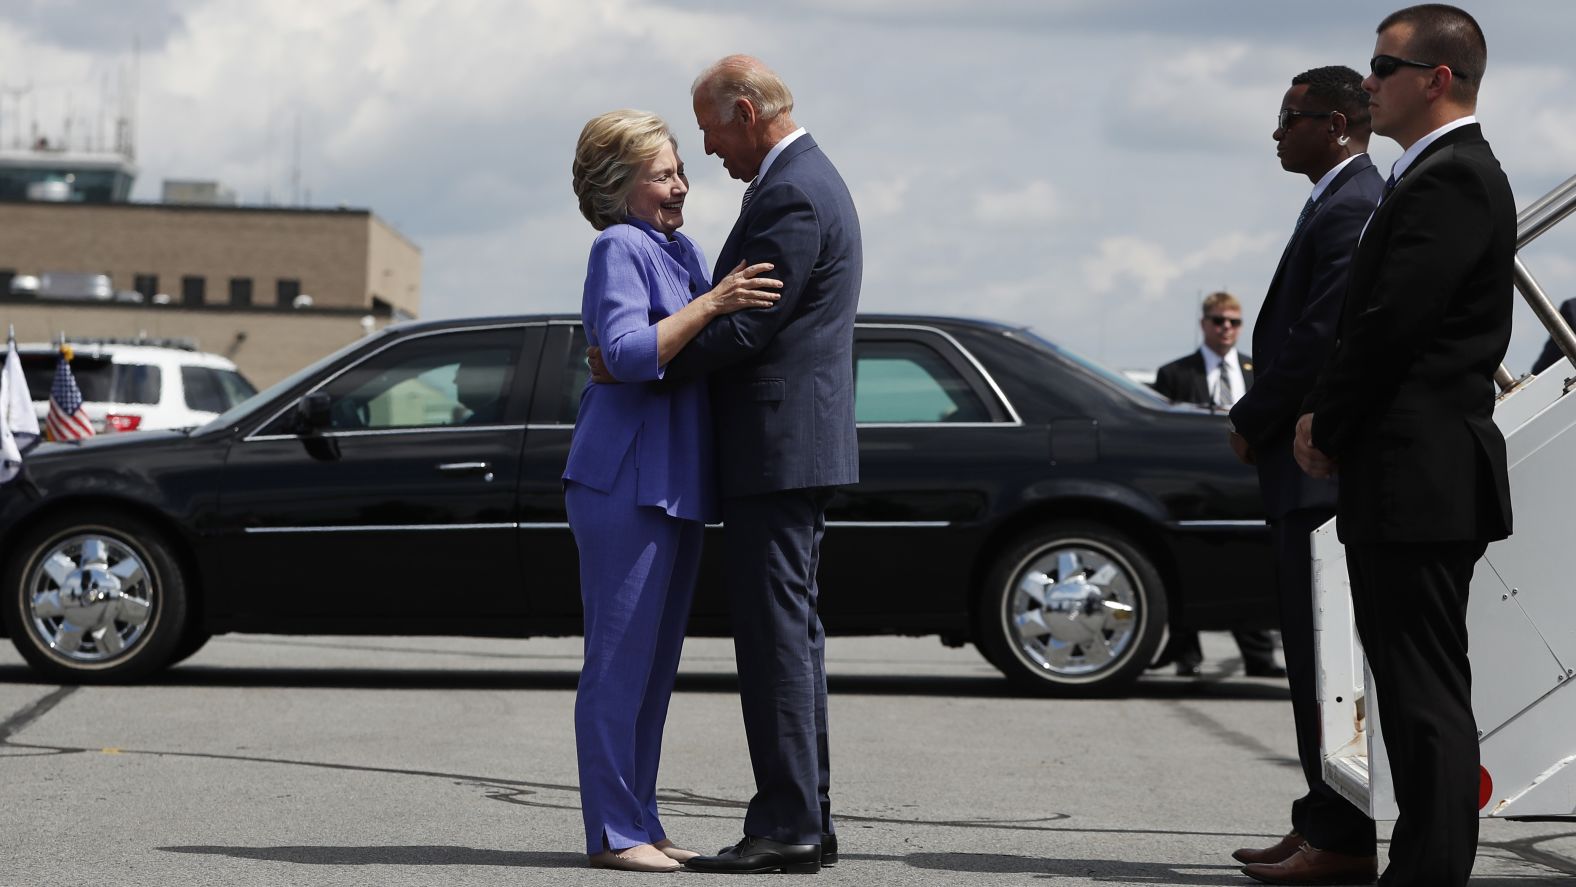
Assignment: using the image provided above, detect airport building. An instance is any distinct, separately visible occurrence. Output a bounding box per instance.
[0,141,421,387]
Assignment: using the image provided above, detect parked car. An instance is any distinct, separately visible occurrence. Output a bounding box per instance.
[11,341,257,433]
[0,315,1273,693]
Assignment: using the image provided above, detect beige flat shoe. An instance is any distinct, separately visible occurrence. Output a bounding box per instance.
[589,844,681,873]
[653,839,698,862]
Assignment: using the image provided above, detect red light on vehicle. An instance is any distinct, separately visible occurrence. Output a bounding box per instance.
[1479,766,1493,810]
[106,414,142,432]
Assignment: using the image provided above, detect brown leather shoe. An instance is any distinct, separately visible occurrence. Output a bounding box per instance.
[1232,831,1304,865]
[1241,842,1377,885]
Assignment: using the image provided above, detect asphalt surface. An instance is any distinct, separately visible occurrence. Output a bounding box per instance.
[1,633,1572,886]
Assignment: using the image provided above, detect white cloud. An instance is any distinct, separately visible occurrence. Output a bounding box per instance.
[1,0,1573,375]
[974,179,1059,225]
[1082,231,1279,301]
[853,175,912,219]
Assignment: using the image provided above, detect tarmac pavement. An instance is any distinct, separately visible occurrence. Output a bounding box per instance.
[1,633,1572,886]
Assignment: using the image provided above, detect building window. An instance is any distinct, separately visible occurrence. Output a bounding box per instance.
[276,278,302,307]
[230,277,253,307]
[181,276,206,306]
[133,273,158,299]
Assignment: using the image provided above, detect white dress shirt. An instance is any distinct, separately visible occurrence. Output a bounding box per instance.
[753,127,807,186]
[1201,346,1245,407]
[1361,117,1477,242]
[1310,152,1367,203]
[1391,115,1477,181]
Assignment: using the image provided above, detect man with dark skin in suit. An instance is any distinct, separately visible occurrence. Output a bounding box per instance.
[1291,6,1515,885]
[1227,65,1383,885]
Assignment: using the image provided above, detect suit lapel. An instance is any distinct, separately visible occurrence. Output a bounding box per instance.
[1264,155,1376,303]
[712,135,820,280]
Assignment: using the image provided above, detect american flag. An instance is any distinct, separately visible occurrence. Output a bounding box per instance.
[45,354,94,441]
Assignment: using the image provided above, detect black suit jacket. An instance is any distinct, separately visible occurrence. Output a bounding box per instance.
[1231,155,1383,519]
[1153,350,1253,407]
[1307,123,1515,543]
[664,135,863,496]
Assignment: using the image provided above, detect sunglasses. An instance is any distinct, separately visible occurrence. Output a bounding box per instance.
[1206,315,1244,328]
[1370,54,1448,78]
[1278,108,1334,130]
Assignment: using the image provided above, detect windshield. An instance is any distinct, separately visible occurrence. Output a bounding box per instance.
[193,335,379,434]
[1009,328,1170,405]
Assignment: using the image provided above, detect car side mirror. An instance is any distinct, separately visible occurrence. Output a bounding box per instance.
[294,392,331,434]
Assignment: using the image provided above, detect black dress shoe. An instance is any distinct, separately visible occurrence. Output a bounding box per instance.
[1175,662,1201,677]
[686,836,820,874]
[1245,663,1288,678]
[717,834,836,867]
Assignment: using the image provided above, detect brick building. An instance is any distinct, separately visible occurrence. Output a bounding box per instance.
[0,200,421,387]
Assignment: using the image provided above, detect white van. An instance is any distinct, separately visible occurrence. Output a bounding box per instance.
[11,341,257,433]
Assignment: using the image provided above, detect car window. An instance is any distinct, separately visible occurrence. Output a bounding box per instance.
[213,368,258,406]
[1011,329,1169,406]
[111,364,161,405]
[19,354,114,402]
[558,326,591,424]
[318,328,522,431]
[855,340,992,423]
[182,366,257,413]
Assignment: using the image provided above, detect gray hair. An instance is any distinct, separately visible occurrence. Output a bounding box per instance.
[571,109,676,231]
[691,55,794,124]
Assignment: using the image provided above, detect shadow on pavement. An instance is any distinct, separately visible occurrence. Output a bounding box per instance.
[0,663,1290,701]
[160,845,585,868]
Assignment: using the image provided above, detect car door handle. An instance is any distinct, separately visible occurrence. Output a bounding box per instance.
[437,461,494,482]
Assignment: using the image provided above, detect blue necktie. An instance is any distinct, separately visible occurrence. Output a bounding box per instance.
[1382,173,1398,201]
[1293,198,1315,235]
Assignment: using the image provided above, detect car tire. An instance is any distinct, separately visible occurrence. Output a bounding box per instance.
[168,628,213,667]
[976,521,1167,696]
[1,511,189,684]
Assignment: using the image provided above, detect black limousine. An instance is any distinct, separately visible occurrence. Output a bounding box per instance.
[0,314,1273,693]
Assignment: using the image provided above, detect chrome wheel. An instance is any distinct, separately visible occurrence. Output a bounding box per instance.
[978,522,1166,695]
[26,533,156,664]
[1006,540,1141,677]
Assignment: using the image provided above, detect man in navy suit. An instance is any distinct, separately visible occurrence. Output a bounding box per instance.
[1293,6,1514,884]
[1151,291,1283,680]
[665,55,862,875]
[1228,65,1383,885]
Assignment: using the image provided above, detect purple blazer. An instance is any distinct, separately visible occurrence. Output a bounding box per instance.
[562,219,718,522]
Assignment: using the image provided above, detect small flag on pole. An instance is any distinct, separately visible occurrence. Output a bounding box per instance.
[45,345,95,442]
[2,327,42,482]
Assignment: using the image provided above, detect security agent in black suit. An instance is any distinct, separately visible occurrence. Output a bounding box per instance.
[1150,292,1283,679]
[1292,7,1514,886]
[1226,66,1383,883]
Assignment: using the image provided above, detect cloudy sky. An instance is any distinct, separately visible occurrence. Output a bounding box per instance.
[3,0,1574,373]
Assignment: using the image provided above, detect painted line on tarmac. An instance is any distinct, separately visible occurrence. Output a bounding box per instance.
[0,686,78,744]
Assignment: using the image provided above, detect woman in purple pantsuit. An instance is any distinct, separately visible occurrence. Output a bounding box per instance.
[565,110,779,873]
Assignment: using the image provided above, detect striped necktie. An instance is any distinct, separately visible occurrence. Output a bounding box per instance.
[1213,367,1235,409]
[741,179,759,211]
[1293,197,1315,235]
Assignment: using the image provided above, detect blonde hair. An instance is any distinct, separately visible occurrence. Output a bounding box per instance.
[572,110,676,231]
[692,55,794,124]
[1201,291,1241,316]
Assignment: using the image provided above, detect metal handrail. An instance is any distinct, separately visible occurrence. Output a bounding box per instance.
[1497,176,1576,390]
